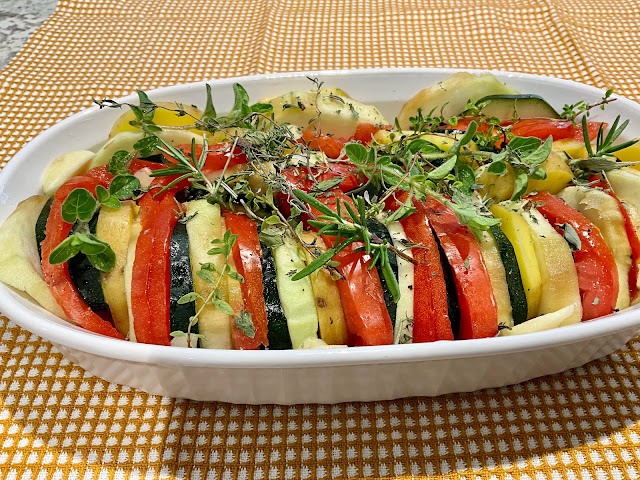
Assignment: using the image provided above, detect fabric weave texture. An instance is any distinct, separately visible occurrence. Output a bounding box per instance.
[1,0,640,478]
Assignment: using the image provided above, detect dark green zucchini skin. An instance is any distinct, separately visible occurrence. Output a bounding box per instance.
[434,234,460,337]
[490,225,528,326]
[474,94,560,120]
[169,222,198,340]
[366,217,397,328]
[260,241,292,350]
[35,197,54,260]
[68,213,109,312]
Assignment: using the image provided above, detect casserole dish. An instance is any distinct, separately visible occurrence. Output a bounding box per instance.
[1,68,639,404]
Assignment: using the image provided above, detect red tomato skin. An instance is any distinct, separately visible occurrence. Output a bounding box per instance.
[528,191,619,320]
[322,242,393,347]
[41,175,124,339]
[225,212,269,350]
[420,198,498,340]
[398,206,453,342]
[310,191,392,346]
[131,193,177,346]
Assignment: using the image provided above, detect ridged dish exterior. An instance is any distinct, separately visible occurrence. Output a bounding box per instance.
[53,326,640,404]
[2,69,640,404]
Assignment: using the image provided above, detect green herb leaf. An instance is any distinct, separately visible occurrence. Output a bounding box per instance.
[212,298,234,315]
[61,188,97,223]
[196,269,216,283]
[109,174,141,199]
[558,223,582,251]
[235,310,256,338]
[178,292,202,304]
[48,236,82,264]
[95,185,121,209]
[521,136,552,165]
[108,150,133,175]
[202,84,217,122]
[428,155,457,181]
[133,136,160,157]
[487,160,507,176]
[511,171,529,201]
[344,143,369,165]
[315,177,344,192]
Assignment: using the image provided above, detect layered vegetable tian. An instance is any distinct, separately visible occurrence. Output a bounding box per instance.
[2,72,639,349]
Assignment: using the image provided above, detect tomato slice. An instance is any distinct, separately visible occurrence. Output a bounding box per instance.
[310,191,393,346]
[163,143,248,176]
[224,212,269,349]
[589,175,640,301]
[299,123,385,158]
[41,175,124,339]
[386,192,453,342]
[420,197,498,340]
[131,193,178,345]
[528,191,619,319]
[451,117,604,144]
[511,118,604,141]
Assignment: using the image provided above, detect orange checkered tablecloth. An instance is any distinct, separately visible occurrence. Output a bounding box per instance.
[2,0,640,478]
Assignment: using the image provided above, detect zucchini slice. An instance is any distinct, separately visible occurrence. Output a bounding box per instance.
[472,94,560,121]
[489,225,528,326]
[96,201,138,336]
[184,200,233,349]
[559,186,631,310]
[272,234,319,349]
[397,72,518,129]
[365,217,398,326]
[0,195,66,318]
[521,207,582,324]
[479,230,514,329]
[68,212,108,312]
[168,221,198,347]
[261,241,292,350]
[35,196,54,260]
[386,221,415,344]
[299,232,348,346]
[490,204,542,320]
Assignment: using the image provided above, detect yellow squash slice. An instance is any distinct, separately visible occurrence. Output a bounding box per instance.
[490,203,542,319]
[96,200,138,336]
[300,232,348,345]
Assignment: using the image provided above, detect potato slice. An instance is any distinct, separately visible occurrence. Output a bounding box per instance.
[499,304,576,336]
[525,152,573,195]
[397,72,518,130]
[261,90,387,138]
[559,186,631,310]
[521,208,582,324]
[607,167,640,216]
[0,196,66,318]
[41,150,94,195]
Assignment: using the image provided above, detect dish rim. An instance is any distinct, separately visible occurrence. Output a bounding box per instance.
[1,66,640,369]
